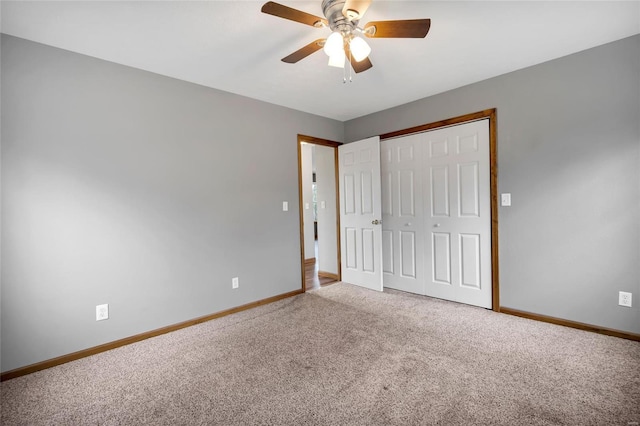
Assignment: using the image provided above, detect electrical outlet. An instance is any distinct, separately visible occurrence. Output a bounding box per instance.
[96,304,109,321]
[618,291,632,307]
[232,277,239,289]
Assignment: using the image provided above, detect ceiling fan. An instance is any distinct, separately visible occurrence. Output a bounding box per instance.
[261,0,431,74]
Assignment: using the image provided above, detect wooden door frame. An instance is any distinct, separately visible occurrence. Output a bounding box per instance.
[379,109,500,311]
[297,135,342,292]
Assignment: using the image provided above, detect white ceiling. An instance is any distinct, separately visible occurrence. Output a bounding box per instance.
[1,1,639,121]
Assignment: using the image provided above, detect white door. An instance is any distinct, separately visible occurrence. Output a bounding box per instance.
[339,136,383,291]
[380,134,426,294]
[379,119,492,309]
[424,119,492,308]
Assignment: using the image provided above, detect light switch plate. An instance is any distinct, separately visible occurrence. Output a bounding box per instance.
[305,203,310,209]
[321,201,326,209]
[501,193,511,207]
[282,201,288,211]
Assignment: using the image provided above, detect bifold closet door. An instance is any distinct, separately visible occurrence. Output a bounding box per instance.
[423,119,492,309]
[380,119,492,309]
[381,134,426,295]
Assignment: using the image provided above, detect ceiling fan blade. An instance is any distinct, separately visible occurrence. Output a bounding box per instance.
[342,0,371,21]
[261,2,328,27]
[364,19,431,38]
[351,56,373,73]
[281,39,325,63]
[345,44,373,73]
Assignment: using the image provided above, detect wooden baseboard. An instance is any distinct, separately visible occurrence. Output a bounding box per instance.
[318,271,339,280]
[499,307,640,342]
[0,289,303,382]
[304,258,316,265]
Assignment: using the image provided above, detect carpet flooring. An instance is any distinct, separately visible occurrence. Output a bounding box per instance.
[2,282,639,425]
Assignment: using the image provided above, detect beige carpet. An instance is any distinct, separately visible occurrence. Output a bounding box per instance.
[2,282,639,425]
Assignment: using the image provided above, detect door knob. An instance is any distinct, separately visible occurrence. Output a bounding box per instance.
[372,219,382,225]
[434,223,441,228]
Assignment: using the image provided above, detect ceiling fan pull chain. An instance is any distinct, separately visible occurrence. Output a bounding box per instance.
[343,59,347,83]
[349,48,353,83]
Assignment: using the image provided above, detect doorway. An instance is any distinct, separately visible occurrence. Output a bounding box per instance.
[297,135,341,291]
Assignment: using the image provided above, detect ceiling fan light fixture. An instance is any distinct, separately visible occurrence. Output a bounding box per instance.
[323,31,344,57]
[328,49,346,68]
[349,36,371,62]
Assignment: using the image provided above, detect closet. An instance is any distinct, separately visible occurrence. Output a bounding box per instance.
[380,119,492,308]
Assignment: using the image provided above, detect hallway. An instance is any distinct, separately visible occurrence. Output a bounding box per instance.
[305,240,337,291]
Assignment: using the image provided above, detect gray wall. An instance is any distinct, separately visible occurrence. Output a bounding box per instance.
[1,35,343,372]
[345,35,640,335]
[2,33,638,374]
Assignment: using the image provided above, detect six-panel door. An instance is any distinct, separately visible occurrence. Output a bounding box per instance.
[339,136,383,292]
[381,134,426,295]
[379,120,492,308]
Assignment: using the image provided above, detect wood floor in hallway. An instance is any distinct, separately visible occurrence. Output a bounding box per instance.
[305,259,337,291]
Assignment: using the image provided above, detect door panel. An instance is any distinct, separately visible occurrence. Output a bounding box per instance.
[339,137,383,291]
[432,232,451,284]
[430,166,450,217]
[345,228,357,269]
[458,162,479,217]
[430,138,449,158]
[380,134,425,294]
[361,171,373,214]
[382,230,394,274]
[362,228,375,272]
[400,231,416,278]
[460,233,481,288]
[399,170,415,216]
[344,174,356,214]
[382,171,393,216]
[458,133,478,154]
[423,120,492,308]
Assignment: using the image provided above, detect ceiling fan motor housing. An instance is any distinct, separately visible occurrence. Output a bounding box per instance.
[322,0,358,33]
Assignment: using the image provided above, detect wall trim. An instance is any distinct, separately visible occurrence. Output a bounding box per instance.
[380,108,496,140]
[318,271,339,280]
[500,307,640,342]
[1,289,303,382]
[380,109,500,311]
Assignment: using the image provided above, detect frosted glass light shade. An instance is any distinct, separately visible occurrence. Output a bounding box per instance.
[328,49,346,68]
[350,36,371,62]
[323,32,344,57]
